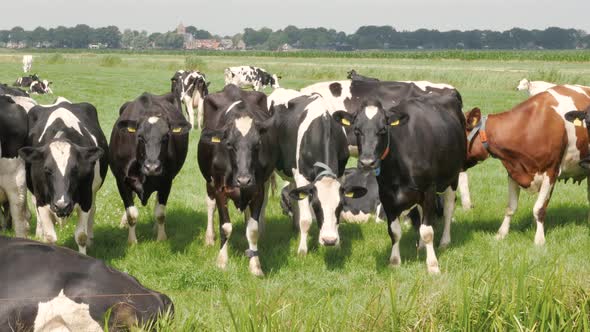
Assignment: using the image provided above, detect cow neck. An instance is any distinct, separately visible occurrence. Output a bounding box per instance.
[467,115,491,154]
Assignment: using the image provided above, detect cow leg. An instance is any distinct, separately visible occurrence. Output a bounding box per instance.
[293,172,312,255]
[586,178,590,223]
[75,206,90,255]
[6,189,27,238]
[458,172,472,210]
[246,189,265,277]
[155,186,172,242]
[380,190,404,266]
[205,187,217,246]
[532,175,554,246]
[36,205,57,244]
[31,195,44,239]
[258,179,271,235]
[87,197,96,247]
[197,99,204,130]
[439,187,456,248]
[215,190,232,269]
[183,96,195,129]
[420,189,440,274]
[496,176,520,240]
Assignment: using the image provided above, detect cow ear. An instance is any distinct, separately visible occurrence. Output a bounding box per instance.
[343,186,367,199]
[385,109,409,127]
[565,111,586,126]
[289,184,314,201]
[333,110,354,127]
[201,129,225,144]
[80,146,104,163]
[170,120,192,134]
[116,119,138,133]
[18,147,44,163]
[465,107,482,130]
[256,116,275,135]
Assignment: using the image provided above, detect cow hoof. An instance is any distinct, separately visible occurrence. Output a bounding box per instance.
[297,248,308,256]
[205,235,215,246]
[78,246,87,255]
[389,256,401,266]
[534,237,545,246]
[495,233,507,241]
[249,258,264,277]
[427,265,441,275]
[439,241,450,249]
[128,239,138,245]
[157,233,167,242]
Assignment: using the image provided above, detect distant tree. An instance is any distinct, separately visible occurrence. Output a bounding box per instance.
[9,26,27,43]
[93,26,121,48]
[155,32,183,49]
[30,27,49,45]
[243,27,272,47]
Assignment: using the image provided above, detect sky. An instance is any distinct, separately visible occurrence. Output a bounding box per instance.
[5,0,590,35]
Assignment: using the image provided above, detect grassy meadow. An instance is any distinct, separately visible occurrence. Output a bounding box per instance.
[2,51,590,330]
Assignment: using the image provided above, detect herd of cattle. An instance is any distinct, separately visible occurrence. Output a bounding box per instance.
[1,58,590,329]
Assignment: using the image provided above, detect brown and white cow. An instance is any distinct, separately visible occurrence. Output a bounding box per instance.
[464,84,590,245]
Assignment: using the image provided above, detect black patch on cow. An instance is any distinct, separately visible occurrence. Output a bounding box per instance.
[329,83,342,97]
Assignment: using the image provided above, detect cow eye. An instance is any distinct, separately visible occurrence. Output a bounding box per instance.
[354,128,363,136]
[44,167,53,175]
[378,128,388,135]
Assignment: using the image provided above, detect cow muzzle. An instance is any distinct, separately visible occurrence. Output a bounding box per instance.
[358,158,378,170]
[236,175,253,188]
[52,199,73,218]
[142,161,162,176]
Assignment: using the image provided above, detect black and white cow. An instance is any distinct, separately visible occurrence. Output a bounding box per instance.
[110,93,191,244]
[14,74,40,88]
[22,54,33,73]
[0,236,173,331]
[269,94,366,253]
[346,69,380,82]
[224,66,280,92]
[29,79,53,94]
[20,98,108,254]
[171,70,210,130]
[301,78,473,210]
[0,83,29,97]
[0,96,29,236]
[198,84,274,276]
[333,93,466,274]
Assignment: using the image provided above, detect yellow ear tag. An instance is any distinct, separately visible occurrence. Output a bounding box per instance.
[172,127,182,133]
[471,118,478,127]
[390,120,400,126]
[211,136,221,143]
[574,119,582,126]
[345,192,354,198]
[341,118,351,126]
[298,192,308,199]
[127,127,136,133]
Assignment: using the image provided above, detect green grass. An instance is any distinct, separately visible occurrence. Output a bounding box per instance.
[1,52,590,331]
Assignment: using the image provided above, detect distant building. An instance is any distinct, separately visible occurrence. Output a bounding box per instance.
[236,40,246,50]
[176,23,186,35]
[220,39,233,49]
[194,39,221,50]
[278,43,293,52]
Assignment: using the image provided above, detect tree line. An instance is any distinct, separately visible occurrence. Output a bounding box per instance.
[1,24,588,50]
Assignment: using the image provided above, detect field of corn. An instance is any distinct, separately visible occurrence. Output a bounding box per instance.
[1,50,590,330]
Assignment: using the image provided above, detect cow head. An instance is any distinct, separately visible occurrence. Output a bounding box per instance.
[270,74,281,89]
[565,108,590,169]
[30,80,52,94]
[346,69,357,80]
[19,140,103,217]
[200,101,272,188]
[117,116,191,176]
[517,78,530,91]
[289,165,367,246]
[333,99,401,170]
[464,107,490,168]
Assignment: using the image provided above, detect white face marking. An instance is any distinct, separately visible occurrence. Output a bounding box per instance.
[235,116,253,136]
[314,176,341,245]
[49,141,71,176]
[34,289,102,332]
[148,116,160,124]
[225,100,242,114]
[364,105,378,119]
